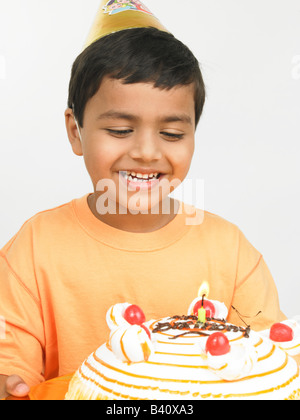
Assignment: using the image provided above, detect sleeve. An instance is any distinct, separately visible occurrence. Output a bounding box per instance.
[0,247,45,386]
[227,230,286,332]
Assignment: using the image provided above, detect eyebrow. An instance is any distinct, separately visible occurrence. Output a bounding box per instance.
[96,111,193,125]
[162,115,193,125]
[96,111,137,121]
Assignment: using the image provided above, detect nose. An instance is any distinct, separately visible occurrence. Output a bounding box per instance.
[128,131,163,162]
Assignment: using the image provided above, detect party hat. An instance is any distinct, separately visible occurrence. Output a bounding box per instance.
[84,0,169,50]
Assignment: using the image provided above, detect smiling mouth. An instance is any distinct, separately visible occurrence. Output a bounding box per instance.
[119,171,162,183]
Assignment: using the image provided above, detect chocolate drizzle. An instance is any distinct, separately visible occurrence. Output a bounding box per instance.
[152,315,251,340]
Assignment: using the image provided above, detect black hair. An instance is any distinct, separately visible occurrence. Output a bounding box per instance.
[68,27,205,128]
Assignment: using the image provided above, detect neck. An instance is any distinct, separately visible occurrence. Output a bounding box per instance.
[87,193,180,233]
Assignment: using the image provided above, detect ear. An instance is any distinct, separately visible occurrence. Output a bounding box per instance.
[64,108,83,156]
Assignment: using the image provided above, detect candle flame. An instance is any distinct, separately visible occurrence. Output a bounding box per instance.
[197,281,210,298]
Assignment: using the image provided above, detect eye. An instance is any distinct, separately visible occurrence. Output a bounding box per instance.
[106,129,133,137]
[161,131,184,141]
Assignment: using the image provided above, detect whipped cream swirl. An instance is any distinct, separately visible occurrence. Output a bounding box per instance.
[203,338,258,381]
[106,303,131,331]
[109,324,154,363]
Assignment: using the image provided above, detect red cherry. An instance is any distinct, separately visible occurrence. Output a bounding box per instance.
[270,323,294,342]
[193,299,216,318]
[206,332,231,356]
[124,305,146,325]
[141,324,151,340]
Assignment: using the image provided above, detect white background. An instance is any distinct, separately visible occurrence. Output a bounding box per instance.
[0,0,299,316]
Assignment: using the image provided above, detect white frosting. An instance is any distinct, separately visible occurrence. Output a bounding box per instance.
[203,335,259,381]
[106,303,131,331]
[187,298,228,320]
[260,320,300,357]
[109,324,154,363]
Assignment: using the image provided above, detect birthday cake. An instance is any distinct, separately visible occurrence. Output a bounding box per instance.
[65,295,300,400]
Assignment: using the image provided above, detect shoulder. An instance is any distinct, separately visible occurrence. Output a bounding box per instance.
[181,202,240,237]
[181,202,259,256]
[204,209,239,231]
[181,204,263,276]
[29,200,75,227]
[1,198,77,254]
[198,206,261,258]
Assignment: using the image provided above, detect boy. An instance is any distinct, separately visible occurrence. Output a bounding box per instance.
[0,2,289,399]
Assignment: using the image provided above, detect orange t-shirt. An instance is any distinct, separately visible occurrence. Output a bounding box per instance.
[0,195,287,386]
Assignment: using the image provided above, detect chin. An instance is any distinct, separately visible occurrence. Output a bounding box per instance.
[123,197,161,215]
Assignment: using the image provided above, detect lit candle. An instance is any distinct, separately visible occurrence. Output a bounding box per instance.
[198,308,206,323]
[188,281,229,320]
[198,293,207,323]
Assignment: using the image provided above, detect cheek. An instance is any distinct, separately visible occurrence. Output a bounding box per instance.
[169,143,195,178]
[82,146,104,181]
[82,140,120,179]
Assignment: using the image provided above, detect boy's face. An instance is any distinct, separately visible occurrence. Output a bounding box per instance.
[66,77,196,214]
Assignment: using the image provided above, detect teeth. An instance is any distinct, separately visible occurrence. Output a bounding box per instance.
[122,171,160,182]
